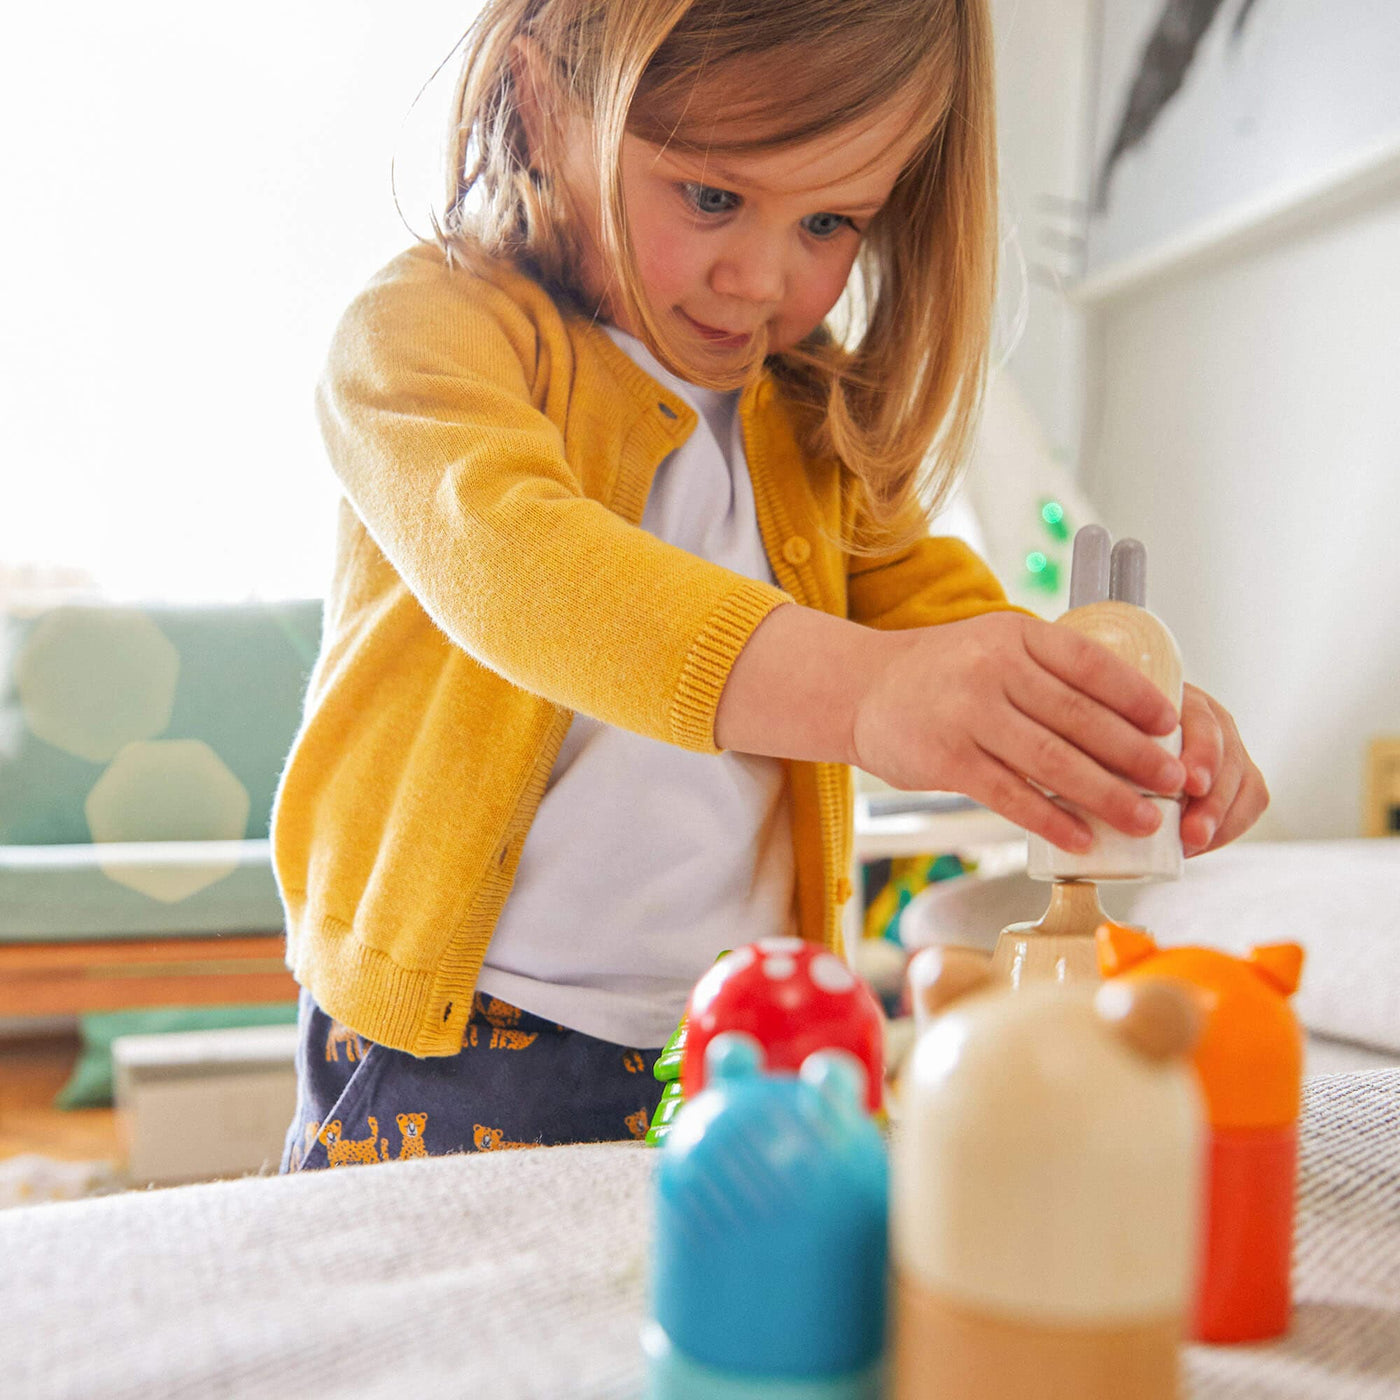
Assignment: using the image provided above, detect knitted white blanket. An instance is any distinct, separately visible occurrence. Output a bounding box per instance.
[1,1071,1397,1399]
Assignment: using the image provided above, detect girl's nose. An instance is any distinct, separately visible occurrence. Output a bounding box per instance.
[709,235,785,308]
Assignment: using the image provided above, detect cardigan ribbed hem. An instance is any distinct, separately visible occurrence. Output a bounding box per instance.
[669,582,792,753]
[284,899,482,1057]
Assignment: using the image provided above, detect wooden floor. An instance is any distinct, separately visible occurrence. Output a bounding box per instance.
[0,1034,123,1164]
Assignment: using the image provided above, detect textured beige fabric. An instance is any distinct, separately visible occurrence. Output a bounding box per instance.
[1,1072,1396,1399]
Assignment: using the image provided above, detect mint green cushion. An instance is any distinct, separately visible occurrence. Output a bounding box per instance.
[0,599,321,847]
[0,840,283,941]
[55,1001,300,1109]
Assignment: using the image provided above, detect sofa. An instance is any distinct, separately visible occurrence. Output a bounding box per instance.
[0,599,320,1017]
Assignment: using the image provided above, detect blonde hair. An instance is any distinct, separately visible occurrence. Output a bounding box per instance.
[437,0,997,552]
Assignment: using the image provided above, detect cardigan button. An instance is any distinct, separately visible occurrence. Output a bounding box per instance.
[782,535,812,566]
[835,876,854,904]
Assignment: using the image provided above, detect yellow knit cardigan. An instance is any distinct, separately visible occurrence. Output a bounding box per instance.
[272,242,1011,1056]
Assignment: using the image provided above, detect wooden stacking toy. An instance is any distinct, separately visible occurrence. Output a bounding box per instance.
[1098,925,1305,1343]
[895,947,1204,1400]
[993,525,1185,987]
[989,876,1110,986]
[644,1034,888,1399]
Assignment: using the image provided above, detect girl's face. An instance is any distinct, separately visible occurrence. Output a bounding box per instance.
[520,51,928,361]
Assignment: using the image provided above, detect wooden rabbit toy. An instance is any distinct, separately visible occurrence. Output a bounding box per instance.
[992,525,1184,987]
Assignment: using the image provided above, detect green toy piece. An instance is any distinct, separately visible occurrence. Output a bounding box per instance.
[646,952,732,1145]
[646,1013,690,1145]
[654,1017,688,1083]
[645,1078,687,1146]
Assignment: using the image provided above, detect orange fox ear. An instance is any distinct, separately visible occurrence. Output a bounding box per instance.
[1096,921,1158,976]
[1249,943,1304,996]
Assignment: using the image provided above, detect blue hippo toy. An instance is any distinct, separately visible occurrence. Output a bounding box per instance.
[643,1032,888,1399]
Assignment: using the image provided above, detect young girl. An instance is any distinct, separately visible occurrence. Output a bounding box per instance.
[275,0,1267,1170]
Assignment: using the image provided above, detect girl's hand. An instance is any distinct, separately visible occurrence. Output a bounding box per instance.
[1177,682,1270,855]
[851,612,1188,854]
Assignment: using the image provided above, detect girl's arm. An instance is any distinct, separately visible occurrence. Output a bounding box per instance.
[716,603,1186,856]
[317,246,791,755]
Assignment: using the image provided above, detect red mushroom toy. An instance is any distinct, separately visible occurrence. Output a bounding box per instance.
[680,938,885,1114]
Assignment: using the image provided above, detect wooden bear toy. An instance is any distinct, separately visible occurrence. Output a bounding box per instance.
[896,948,1204,1400]
[1099,925,1305,1343]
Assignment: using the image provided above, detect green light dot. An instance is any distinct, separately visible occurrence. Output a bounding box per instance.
[1039,498,1071,542]
[1025,555,1061,593]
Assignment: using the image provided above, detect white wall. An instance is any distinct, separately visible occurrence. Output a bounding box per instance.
[988,0,1097,464]
[989,0,1400,839]
[1079,189,1400,839]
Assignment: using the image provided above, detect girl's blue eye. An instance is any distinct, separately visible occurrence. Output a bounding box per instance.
[681,182,739,216]
[678,182,858,238]
[802,211,857,239]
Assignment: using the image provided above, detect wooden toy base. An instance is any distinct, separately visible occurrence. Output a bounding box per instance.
[989,880,1107,987]
[893,1277,1181,1400]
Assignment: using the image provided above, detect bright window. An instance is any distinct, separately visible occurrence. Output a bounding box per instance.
[0,4,474,604]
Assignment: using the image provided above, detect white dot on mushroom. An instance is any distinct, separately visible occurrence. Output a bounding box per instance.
[810,954,856,993]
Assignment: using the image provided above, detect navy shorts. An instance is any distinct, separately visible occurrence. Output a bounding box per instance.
[281,989,666,1171]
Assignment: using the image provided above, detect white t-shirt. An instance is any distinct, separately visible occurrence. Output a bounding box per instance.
[474,325,796,1046]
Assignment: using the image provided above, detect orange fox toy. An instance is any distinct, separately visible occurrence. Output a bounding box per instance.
[1097,925,1305,1344]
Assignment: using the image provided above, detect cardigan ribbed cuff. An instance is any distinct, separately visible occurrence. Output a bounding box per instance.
[669,582,792,754]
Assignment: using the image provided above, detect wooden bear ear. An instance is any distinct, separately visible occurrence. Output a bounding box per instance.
[1248,943,1304,997]
[1096,977,1203,1062]
[907,946,991,1028]
[1096,921,1158,977]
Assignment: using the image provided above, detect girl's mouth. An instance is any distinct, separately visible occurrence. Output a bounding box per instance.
[680,311,751,350]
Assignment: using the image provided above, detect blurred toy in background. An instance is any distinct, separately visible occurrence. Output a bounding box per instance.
[1099,925,1305,1344]
[862,852,971,950]
[644,1034,888,1400]
[680,938,885,1116]
[894,947,1204,1400]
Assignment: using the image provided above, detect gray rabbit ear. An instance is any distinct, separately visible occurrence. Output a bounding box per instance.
[1110,537,1147,606]
[1069,524,1111,608]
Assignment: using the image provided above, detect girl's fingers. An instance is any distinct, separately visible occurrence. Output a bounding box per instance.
[1005,665,1186,796]
[1182,758,1242,855]
[1179,684,1225,797]
[985,710,1164,838]
[1211,766,1270,851]
[964,746,1092,853]
[1022,621,1179,737]
[1183,708,1269,855]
